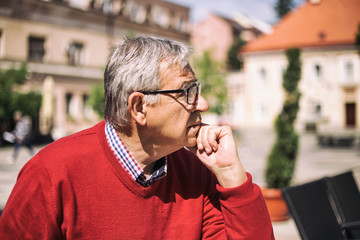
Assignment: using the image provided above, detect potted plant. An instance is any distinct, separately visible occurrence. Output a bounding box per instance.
[262,48,302,221]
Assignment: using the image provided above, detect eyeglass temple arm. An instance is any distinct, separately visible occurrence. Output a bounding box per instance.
[140,89,184,94]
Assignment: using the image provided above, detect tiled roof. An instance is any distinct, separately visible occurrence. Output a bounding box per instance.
[242,0,360,53]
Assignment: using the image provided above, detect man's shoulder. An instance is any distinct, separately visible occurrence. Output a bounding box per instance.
[40,121,105,157]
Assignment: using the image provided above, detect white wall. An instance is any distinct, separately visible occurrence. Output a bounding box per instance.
[240,47,360,131]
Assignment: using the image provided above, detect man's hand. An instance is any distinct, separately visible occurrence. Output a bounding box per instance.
[189,125,247,188]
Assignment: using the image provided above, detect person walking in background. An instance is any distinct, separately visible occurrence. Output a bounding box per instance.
[0,36,274,239]
[11,111,34,163]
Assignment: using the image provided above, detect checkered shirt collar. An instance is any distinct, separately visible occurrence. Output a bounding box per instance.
[105,121,167,187]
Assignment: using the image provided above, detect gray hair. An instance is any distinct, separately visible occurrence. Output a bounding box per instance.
[104,35,192,129]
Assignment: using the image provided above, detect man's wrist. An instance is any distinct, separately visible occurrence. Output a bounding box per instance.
[215,165,248,188]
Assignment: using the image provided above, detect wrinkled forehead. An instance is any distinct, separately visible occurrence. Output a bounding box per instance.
[160,61,195,77]
[158,62,196,88]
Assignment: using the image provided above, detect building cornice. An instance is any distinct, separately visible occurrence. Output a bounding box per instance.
[0,60,103,80]
[0,0,190,42]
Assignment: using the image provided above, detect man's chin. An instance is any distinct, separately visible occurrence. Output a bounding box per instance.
[184,124,201,146]
[184,136,197,148]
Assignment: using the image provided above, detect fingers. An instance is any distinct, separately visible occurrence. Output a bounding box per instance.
[197,125,220,155]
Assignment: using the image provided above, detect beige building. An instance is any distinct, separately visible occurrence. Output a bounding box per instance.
[238,0,360,136]
[0,0,190,138]
[191,13,267,63]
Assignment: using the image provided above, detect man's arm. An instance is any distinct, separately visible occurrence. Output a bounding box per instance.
[192,125,274,239]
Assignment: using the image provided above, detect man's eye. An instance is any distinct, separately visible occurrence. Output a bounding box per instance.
[178,91,186,96]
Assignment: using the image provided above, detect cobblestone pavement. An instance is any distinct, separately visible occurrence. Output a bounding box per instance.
[1,129,360,239]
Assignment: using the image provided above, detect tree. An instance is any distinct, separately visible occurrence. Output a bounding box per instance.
[0,64,42,145]
[194,50,228,115]
[227,38,246,70]
[0,64,27,122]
[356,23,360,56]
[12,91,42,117]
[89,82,105,118]
[265,48,302,188]
[274,0,295,19]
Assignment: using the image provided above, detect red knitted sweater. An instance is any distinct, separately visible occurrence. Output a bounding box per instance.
[0,121,274,239]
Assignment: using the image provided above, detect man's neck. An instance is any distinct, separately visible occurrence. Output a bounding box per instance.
[116,126,174,177]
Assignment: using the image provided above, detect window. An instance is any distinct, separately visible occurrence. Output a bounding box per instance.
[102,0,113,15]
[260,68,266,79]
[145,5,151,22]
[122,0,134,17]
[66,93,72,115]
[67,42,83,66]
[309,101,322,118]
[174,16,187,32]
[345,61,354,82]
[151,5,170,28]
[28,36,45,62]
[258,67,267,84]
[314,64,322,81]
[129,3,146,23]
[314,104,321,117]
[83,94,88,115]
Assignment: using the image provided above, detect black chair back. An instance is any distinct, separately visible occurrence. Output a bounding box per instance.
[282,178,346,240]
[327,171,360,239]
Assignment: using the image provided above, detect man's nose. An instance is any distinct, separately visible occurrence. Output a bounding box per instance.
[194,95,209,112]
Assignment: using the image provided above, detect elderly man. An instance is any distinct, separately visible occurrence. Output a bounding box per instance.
[0,36,274,239]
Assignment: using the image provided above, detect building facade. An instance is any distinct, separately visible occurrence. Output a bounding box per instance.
[191,13,268,63]
[0,0,190,138]
[238,0,360,134]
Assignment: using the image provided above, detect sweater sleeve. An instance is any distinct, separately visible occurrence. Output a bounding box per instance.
[0,155,62,239]
[215,172,275,240]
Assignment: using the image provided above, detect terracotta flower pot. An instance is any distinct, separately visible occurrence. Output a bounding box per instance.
[261,188,290,222]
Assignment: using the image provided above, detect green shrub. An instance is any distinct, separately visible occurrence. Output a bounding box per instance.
[89,83,105,118]
[265,48,302,188]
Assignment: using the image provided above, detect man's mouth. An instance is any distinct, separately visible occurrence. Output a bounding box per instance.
[188,121,202,128]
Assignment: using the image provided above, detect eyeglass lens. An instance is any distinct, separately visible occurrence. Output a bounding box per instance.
[187,84,200,105]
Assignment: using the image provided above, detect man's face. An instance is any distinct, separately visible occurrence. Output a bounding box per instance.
[145,63,209,150]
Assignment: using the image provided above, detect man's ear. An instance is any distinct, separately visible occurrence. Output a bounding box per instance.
[128,92,147,126]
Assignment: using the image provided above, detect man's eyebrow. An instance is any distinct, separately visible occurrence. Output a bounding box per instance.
[180,80,197,89]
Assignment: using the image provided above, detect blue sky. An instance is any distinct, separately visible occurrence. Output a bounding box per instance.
[166,0,305,25]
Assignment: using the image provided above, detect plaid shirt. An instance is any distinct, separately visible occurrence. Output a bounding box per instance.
[105,121,167,187]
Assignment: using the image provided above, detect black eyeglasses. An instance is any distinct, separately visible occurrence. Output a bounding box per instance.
[140,82,201,105]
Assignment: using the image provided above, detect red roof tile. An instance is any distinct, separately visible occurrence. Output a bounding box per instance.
[242,0,360,53]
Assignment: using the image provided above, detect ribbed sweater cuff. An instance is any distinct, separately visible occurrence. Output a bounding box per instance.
[216,172,261,206]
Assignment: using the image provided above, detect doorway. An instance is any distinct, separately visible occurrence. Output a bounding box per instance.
[345,103,356,128]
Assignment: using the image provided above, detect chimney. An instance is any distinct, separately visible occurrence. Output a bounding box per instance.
[308,0,321,4]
